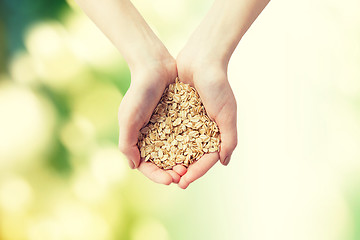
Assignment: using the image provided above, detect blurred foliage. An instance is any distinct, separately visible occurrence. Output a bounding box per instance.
[0,1,145,239]
[0,0,131,178]
[0,0,69,69]
[0,0,360,240]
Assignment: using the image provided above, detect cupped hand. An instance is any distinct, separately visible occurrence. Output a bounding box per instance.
[118,58,187,185]
[119,50,237,188]
[175,52,238,189]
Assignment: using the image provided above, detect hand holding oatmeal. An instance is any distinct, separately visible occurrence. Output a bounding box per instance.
[75,0,270,188]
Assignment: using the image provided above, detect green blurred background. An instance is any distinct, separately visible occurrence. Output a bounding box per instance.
[0,0,360,239]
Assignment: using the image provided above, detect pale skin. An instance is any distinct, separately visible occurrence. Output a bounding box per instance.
[75,0,270,189]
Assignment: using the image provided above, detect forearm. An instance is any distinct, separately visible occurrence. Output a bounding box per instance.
[75,0,172,71]
[188,0,270,64]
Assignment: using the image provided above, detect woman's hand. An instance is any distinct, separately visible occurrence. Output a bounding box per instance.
[173,0,270,188]
[118,57,187,185]
[175,49,238,189]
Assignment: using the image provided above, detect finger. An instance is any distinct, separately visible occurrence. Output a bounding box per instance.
[137,161,172,185]
[167,170,180,183]
[178,152,219,189]
[172,165,187,176]
[216,100,237,166]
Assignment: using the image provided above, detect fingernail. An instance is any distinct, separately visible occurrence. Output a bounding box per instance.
[224,156,231,166]
[128,159,135,169]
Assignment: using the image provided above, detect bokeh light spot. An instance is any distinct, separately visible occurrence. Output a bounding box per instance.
[25,22,83,90]
[72,170,108,203]
[0,176,33,213]
[90,146,127,186]
[0,83,55,168]
[60,114,95,154]
[10,52,38,85]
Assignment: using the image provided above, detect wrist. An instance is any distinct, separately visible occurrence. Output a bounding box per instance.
[177,51,228,95]
[178,25,235,73]
[124,37,172,69]
[177,43,228,80]
[130,52,177,87]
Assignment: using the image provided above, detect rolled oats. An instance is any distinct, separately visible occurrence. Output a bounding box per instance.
[137,78,221,169]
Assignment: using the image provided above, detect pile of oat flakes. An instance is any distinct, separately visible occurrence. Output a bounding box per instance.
[137,78,220,169]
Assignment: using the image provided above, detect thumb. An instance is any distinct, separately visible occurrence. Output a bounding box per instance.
[118,115,141,169]
[118,89,147,169]
[216,101,237,166]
